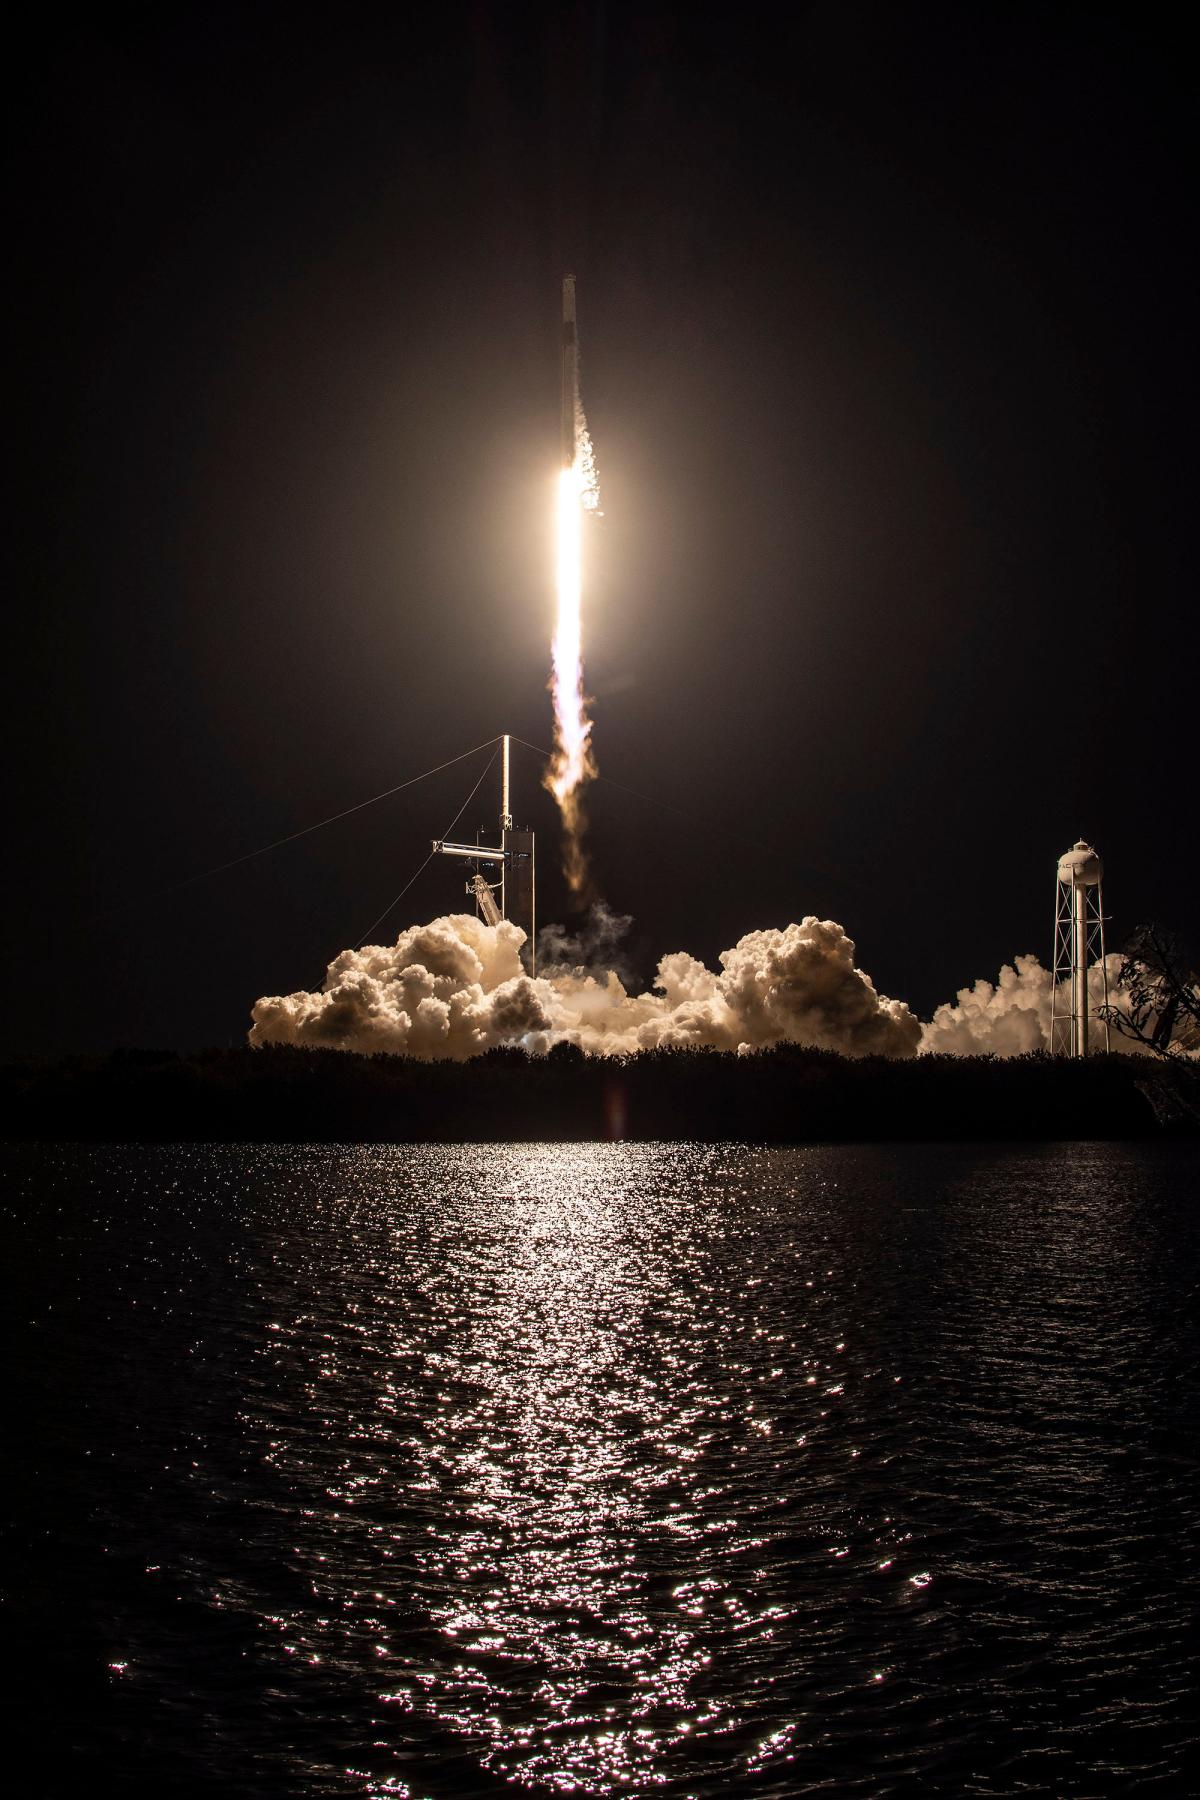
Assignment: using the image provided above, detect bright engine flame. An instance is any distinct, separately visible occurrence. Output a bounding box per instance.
[545,456,598,897]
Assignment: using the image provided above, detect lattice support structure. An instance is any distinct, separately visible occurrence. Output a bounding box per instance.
[1049,840,1110,1057]
[432,735,536,975]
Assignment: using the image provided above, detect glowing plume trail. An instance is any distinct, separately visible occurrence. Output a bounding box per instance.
[546,460,596,894]
[545,273,600,900]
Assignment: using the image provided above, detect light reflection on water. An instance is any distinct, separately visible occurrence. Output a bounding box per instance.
[251,1149,857,1795]
[6,1141,1200,1797]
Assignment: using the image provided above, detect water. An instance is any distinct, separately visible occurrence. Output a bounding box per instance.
[4,1142,1198,1797]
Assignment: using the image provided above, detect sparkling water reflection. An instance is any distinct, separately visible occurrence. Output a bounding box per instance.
[5,1142,1199,1796]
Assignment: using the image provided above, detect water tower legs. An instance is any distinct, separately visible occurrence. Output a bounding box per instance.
[1050,840,1109,1057]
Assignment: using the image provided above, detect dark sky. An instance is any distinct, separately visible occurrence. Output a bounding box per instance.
[6,2,1194,1056]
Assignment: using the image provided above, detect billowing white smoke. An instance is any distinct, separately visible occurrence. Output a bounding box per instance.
[918,952,1142,1055]
[250,913,922,1061]
[918,954,1055,1056]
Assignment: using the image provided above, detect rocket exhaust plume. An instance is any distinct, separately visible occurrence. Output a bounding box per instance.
[545,273,600,899]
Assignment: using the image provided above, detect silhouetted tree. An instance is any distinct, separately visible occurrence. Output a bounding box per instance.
[1101,922,1200,1059]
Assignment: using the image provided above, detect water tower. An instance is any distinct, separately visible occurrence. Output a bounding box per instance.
[1049,840,1110,1056]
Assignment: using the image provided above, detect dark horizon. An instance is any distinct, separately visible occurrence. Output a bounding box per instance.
[6,2,1194,1057]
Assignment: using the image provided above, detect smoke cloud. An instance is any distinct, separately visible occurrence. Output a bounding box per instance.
[918,954,1055,1056]
[537,900,636,986]
[251,912,922,1061]
[917,952,1147,1056]
[252,914,1173,1063]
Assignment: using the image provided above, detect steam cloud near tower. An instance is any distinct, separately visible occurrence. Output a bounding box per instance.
[249,911,1144,1062]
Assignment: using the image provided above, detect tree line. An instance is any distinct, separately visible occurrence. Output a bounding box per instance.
[2,1041,1196,1143]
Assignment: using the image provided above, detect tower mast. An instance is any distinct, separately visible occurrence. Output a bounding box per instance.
[432,735,536,974]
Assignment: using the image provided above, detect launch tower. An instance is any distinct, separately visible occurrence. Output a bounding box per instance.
[432,736,536,973]
[1049,839,1109,1056]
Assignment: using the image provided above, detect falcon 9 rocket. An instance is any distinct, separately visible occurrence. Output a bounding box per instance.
[561,273,578,470]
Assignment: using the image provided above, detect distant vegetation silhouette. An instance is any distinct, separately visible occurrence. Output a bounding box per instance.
[2,1044,1196,1142]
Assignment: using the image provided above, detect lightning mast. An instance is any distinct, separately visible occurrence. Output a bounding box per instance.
[432,735,536,974]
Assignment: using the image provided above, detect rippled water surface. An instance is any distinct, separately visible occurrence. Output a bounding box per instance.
[5,1142,1199,1796]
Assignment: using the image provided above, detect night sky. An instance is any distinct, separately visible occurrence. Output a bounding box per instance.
[6,3,1194,1057]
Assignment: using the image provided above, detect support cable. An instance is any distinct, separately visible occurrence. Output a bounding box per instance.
[88,736,502,922]
[353,743,501,949]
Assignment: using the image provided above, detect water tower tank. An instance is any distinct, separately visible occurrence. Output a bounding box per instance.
[1057,840,1103,889]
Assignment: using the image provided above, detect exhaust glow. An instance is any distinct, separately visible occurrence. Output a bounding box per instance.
[545,450,599,899]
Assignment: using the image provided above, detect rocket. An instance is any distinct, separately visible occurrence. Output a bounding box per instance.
[561,272,578,470]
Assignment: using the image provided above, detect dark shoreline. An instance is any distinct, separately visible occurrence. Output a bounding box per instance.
[2,1044,1197,1143]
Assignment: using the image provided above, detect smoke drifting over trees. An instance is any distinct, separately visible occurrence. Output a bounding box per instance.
[249,908,1180,1063]
[251,913,922,1060]
[919,954,1137,1057]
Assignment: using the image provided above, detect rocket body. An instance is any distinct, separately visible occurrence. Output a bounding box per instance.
[561,273,578,470]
